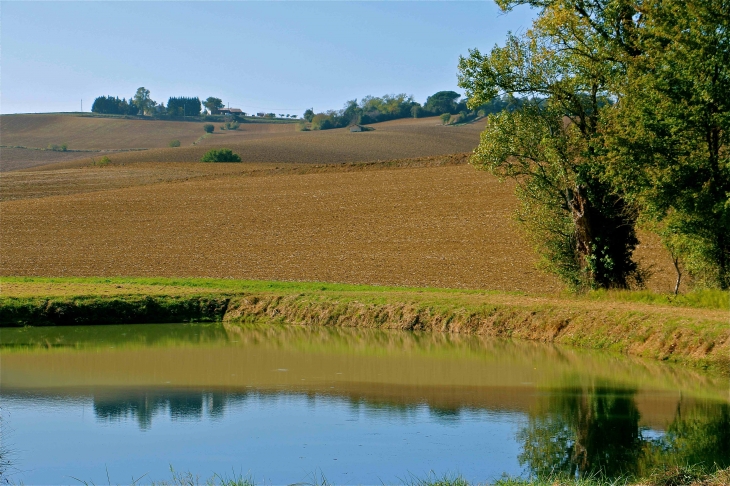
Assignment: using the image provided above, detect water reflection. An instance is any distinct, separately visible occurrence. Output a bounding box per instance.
[2,323,729,482]
[518,385,730,478]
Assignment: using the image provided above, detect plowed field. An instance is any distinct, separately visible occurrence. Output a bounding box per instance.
[2,114,484,171]
[0,114,679,293]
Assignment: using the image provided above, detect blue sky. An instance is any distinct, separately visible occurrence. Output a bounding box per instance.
[1,2,535,115]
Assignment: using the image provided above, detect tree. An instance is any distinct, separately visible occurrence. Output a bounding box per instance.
[200,148,241,162]
[133,87,154,116]
[203,124,214,133]
[168,97,202,117]
[493,0,730,289]
[602,0,730,289]
[303,108,315,122]
[424,91,461,115]
[203,97,224,114]
[458,9,642,290]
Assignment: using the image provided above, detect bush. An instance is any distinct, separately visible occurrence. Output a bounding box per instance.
[47,143,68,152]
[169,140,181,147]
[225,120,240,130]
[200,148,241,163]
[440,113,452,125]
[92,155,111,167]
[203,124,214,133]
[295,121,310,132]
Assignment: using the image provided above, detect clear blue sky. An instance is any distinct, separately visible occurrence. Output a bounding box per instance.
[1,2,535,115]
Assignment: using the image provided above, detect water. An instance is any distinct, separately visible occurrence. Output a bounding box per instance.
[1,323,728,484]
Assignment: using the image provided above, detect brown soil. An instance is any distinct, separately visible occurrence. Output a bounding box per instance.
[0,115,683,293]
[3,115,484,171]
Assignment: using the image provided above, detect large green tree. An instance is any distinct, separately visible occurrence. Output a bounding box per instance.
[603,0,730,288]
[203,97,223,114]
[458,9,642,289]
[132,87,155,116]
[462,0,730,290]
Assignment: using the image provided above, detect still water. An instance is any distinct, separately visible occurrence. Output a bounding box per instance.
[1,323,728,484]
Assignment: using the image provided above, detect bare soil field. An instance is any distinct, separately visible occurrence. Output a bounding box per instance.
[0,160,680,293]
[0,114,292,151]
[0,114,680,293]
[2,114,484,171]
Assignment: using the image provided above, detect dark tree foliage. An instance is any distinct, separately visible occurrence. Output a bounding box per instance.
[200,148,241,162]
[423,91,461,115]
[91,96,138,115]
[167,97,202,117]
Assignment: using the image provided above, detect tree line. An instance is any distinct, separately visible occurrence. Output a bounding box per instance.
[299,91,514,131]
[91,91,293,119]
[458,0,729,291]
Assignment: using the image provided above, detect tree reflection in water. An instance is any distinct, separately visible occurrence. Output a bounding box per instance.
[518,387,642,477]
[518,386,730,479]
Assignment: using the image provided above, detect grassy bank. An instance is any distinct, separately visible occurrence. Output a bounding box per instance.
[1,277,728,373]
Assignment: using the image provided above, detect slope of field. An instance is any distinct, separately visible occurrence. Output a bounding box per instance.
[1,113,297,149]
[2,115,484,171]
[0,159,683,293]
[0,147,93,172]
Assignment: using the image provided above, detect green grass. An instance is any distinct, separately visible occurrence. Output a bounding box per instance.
[585,288,729,310]
[3,276,727,309]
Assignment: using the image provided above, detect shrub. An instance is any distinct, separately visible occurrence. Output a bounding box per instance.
[47,143,68,152]
[440,113,452,125]
[225,120,240,130]
[169,140,181,147]
[200,148,241,163]
[92,156,111,167]
[295,121,310,132]
[203,124,214,133]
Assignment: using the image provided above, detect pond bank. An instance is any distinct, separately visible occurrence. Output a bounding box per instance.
[1,277,728,373]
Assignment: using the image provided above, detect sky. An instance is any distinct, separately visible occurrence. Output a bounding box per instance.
[1,2,536,115]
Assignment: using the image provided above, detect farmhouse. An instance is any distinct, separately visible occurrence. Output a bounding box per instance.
[218,108,243,116]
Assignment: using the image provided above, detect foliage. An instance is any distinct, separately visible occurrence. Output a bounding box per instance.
[200,148,241,162]
[439,113,452,125]
[91,95,139,115]
[482,0,729,291]
[203,124,214,134]
[133,87,155,116]
[303,108,315,122]
[600,0,730,289]
[168,97,201,117]
[225,120,240,131]
[459,21,641,290]
[169,140,181,148]
[310,114,334,130]
[47,143,68,152]
[97,156,111,167]
[203,97,224,114]
[424,90,461,115]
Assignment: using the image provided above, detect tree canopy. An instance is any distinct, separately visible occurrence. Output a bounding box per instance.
[459,0,730,290]
[203,97,224,114]
[167,97,201,117]
[91,96,138,115]
[132,87,155,116]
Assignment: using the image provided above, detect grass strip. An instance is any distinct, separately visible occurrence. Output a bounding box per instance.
[1,277,728,373]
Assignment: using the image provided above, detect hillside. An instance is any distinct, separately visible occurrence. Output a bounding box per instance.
[0,113,682,294]
[1,114,485,171]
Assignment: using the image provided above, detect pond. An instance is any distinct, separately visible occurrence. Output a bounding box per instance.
[1,323,728,484]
